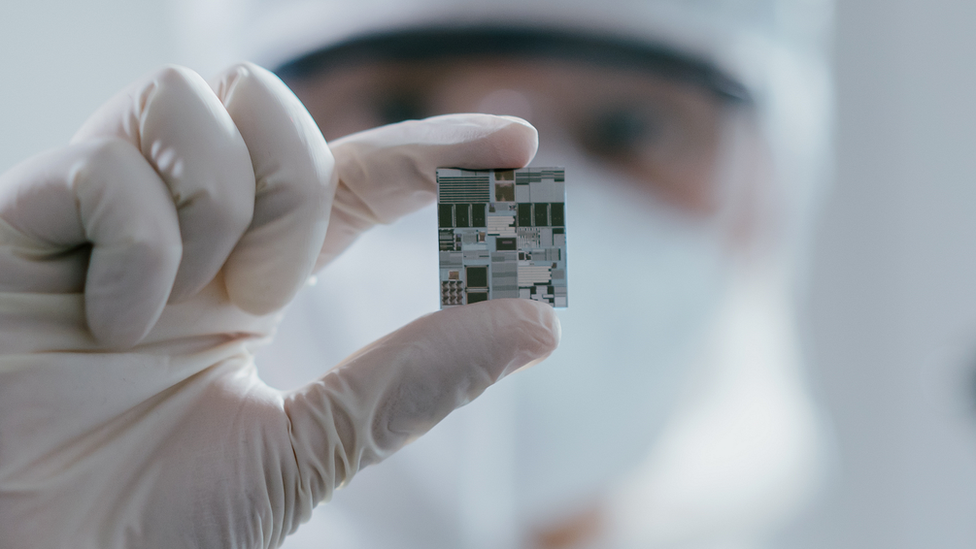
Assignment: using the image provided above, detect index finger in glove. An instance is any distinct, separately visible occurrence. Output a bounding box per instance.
[282,298,560,505]
[318,114,538,267]
[72,65,256,303]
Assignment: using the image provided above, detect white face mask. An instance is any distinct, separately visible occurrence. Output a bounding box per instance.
[256,143,739,543]
[507,146,735,519]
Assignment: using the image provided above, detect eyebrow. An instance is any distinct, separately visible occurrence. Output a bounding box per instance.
[274,25,752,104]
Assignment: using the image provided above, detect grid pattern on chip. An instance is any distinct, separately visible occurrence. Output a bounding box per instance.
[437,167,567,308]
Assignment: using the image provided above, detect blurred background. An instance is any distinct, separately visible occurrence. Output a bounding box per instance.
[2,1,976,547]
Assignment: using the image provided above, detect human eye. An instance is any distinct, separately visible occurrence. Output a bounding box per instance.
[568,93,727,214]
[577,105,669,160]
[375,90,430,125]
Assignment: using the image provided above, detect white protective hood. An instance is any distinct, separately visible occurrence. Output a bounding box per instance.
[175,0,834,261]
[171,1,835,548]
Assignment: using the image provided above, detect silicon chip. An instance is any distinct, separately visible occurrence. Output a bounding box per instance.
[437,167,568,308]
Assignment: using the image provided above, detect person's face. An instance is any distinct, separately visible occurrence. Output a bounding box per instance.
[279,47,773,548]
[285,55,762,230]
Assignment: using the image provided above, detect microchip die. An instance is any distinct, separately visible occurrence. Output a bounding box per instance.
[437,167,567,308]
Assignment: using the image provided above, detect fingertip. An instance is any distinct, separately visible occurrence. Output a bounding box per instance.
[418,113,538,168]
[500,117,539,168]
[440,298,560,378]
[497,114,537,141]
[478,114,539,168]
[532,299,562,350]
[498,298,561,366]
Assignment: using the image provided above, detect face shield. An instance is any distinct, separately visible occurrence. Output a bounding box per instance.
[172,1,834,547]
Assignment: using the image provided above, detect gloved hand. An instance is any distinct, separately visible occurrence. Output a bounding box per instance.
[0,63,559,549]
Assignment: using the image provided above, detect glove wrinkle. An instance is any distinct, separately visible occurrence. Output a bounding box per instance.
[283,376,357,509]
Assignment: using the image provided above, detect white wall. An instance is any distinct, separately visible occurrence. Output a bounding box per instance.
[0,0,175,172]
[779,1,976,547]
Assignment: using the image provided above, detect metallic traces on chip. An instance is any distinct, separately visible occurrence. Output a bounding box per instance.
[437,167,567,308]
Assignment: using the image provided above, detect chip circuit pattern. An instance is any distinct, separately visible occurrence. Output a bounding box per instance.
[437,167,567,308]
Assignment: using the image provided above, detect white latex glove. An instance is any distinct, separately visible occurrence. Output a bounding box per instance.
[0,63,559,549]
